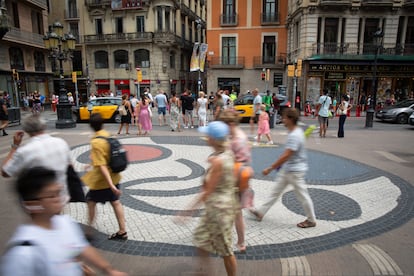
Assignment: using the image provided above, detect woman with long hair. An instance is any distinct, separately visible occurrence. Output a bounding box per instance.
[136,93,152,135]
[117,94,133,135]
[169,91,181,132]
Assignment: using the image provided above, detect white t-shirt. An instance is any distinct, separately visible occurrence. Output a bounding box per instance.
[318,95,332,117]
[253,94,262,114]
[1,215,88,276]
[130,97,139,109]
[283,127,308,172]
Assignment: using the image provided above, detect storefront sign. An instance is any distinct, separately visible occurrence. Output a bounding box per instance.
[310,64,414,74]
[325,72,345,80]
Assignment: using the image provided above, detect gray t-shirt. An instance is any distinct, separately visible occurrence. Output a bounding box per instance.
[318,95,331,117]
[283,127,308,172]
[253,95,262,114]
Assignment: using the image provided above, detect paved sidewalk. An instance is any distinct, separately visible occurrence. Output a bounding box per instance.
[0,111,413,275]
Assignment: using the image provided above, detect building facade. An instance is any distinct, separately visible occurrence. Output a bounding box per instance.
[79,0,206,99]
[206,0,288,95]
[0,0,50,107]
[287,0,414,109]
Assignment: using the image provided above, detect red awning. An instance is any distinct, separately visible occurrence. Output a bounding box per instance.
[134,79,151,85]
[115,79,129,85]
[95,79,110,85]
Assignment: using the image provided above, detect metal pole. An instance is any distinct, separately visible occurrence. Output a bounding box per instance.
[365,45,379,128]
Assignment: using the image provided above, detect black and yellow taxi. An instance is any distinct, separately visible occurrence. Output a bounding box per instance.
[233,93,291,121]
[73,97,123,123]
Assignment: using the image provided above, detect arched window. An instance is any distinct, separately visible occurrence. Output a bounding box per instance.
[34,51,45,71]
[9,47,24,70]
[95,51,108,69]
[114,50,129,69]
[134,49,150,68]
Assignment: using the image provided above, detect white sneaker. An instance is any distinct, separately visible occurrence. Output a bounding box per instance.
[184,126,188,129]
[267,141,274,145]
[252,142,259,146]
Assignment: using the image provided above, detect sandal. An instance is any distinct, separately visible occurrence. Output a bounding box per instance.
[108,232,128,240]
[297,220,316,228]
[234,244,246,254]
[249,209,263,222]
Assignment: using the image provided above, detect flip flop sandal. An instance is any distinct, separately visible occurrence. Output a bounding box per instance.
[297,220,316,228]
[108,232,128,240]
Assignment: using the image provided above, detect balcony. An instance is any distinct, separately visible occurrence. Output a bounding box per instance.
[403,0,414,7]
[85,0,111,11]
[319,0,352,7]
[3,27,44,48]
[220,13,238,27]
[253,55,286,69]
[153,31,177,46]
[209,56,244,69]
[261,12,280,25]
[310,42,414,59]
[25,0,48,10]
[64,9,79,21]
[84,32,153,45]
[360,0,394,6]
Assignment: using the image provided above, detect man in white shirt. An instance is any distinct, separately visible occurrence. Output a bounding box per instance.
[129,94,139,125]
[2,115,71,200]
[154,89,168,126]
[250,88,262,135]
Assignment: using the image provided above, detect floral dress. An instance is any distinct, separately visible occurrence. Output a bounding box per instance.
[193,150,239,257]
[169,98,180,131]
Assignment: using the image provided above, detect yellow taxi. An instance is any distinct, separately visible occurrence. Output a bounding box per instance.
[73,97,123,123]
[233,93,291,122]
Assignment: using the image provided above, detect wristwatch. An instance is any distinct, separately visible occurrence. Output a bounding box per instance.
[11,144,19,149]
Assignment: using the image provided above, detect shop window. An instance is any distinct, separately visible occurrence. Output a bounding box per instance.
[34,51,45,72]
[9,47,24,70]
[134,49,150,68]
[114,50,129,69]
[95,51,108,69]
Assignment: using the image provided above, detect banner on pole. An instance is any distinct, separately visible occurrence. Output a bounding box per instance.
[190,43,200,72]
[199,43,208,72]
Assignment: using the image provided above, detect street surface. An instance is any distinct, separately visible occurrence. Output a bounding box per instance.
[0,110,413,276]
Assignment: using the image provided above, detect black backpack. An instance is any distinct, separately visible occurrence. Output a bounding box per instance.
[96,136,128,173]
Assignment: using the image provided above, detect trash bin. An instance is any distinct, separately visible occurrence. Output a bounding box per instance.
[269,109,275,129]
[7,107,21,126]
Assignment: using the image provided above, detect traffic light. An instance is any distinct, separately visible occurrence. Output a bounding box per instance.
[72,71,77,83]
[136,68,142,82]
[261,72,266,81]
[296,59,302,77]
[288,65,295,77]
[12,69,19,80]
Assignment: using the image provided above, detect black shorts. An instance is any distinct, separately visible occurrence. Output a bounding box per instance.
[86,184,120,204]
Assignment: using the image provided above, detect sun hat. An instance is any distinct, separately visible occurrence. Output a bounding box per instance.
[198,121,229,140]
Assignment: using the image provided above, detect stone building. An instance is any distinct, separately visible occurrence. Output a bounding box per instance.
[287,0,414,109]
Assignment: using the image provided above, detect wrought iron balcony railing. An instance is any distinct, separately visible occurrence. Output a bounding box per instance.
[311,42,414,57]
[261,12,280,25]
[84,32,153,44]
[209,56,245,68]
[220,13,238,26]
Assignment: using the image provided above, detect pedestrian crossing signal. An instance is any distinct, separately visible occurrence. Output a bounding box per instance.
[261,72,266,80]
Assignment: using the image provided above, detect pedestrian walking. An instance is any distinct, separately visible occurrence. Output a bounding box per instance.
[219,109,254,254]
[255,104,274,145]
[337,94,352,138]
[1,114,71,200]
[169,91,181,132]
[214,91,225,121]
[176,121,238,276]
[117,94,133,135]
[137,93,152,135]
[250,108,317,228]
[0,167,128,276]
[154,89,168,126]
[82,113,128,241]
[316,89,332,138]
[250,88,262,135]
[196,91,208,127]
[180,89,195,128]
[0,91,9,136]
[130,94,139,125]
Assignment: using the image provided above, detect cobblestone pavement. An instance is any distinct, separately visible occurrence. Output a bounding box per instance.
[1,110,413,275]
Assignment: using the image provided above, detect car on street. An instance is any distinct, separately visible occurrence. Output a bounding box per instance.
[375,99,414,124]
[409,112,414,126]
[233,93,291,121]
[73,97,123,123]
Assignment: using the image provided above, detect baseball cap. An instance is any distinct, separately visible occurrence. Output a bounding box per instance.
[198,121,229,140]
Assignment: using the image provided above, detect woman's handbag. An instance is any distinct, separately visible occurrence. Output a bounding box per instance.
[118,104,127,116]
[66,165,86,202]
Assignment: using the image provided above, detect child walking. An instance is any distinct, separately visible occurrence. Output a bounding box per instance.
[255,104,274,145]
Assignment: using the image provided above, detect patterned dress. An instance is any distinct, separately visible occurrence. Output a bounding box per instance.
[193,150,239,256]
[169,98,180,131]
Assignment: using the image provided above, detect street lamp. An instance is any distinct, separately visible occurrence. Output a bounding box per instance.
[44,21,77,129]
[196,19,202,93]
[365,29,383,128]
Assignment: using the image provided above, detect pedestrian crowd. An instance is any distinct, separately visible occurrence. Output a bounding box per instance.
[0,85,365,275]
